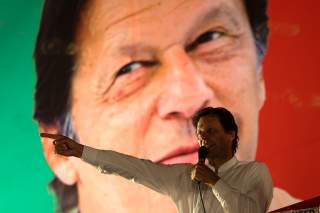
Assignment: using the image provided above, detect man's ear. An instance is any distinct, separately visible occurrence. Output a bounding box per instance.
[257,66,266,110]
[39,124,78,185]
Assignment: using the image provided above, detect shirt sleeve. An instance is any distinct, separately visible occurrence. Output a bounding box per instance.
[211,162,273,213]
[81,145,186,197]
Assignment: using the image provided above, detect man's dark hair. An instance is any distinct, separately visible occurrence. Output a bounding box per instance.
[192,107,239,155]
[33,0,268,212]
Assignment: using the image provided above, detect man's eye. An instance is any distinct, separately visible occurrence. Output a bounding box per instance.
[186,31,225,51]
[197,31,225,44]
[115,60,158,77]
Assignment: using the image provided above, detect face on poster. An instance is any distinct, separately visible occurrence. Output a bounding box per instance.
[32,0,319,212]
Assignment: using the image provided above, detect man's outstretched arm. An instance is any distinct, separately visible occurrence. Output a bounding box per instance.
[40,133,186,197]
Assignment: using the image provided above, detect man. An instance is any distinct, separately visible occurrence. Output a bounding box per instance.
[41,107,274,213]
[34,0,298,212]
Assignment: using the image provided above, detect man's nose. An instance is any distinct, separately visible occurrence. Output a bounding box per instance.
[198,131,207,140]
[157,45,214,119]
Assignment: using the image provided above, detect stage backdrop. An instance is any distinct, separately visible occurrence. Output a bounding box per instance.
[0,0,319,212]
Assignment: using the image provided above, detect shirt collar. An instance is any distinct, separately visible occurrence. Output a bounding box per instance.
[207,156,238,174]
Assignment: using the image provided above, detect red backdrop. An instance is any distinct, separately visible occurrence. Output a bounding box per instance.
[257,0,320,200]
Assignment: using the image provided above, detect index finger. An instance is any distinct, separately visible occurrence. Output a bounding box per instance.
[40,133,64,140]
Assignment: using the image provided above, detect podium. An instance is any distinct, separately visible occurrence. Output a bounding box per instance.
[270,196,320,213]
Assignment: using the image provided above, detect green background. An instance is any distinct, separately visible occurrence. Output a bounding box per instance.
[0,1,54,212]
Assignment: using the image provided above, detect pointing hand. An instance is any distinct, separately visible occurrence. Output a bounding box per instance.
[40,133,84,158]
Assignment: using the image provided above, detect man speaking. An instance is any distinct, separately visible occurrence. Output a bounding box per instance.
[41,107,273,213]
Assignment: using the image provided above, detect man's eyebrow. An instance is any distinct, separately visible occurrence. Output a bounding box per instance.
[118,43,157,57]
[193,5,241,32]
[184,5,241,51]
[104,2,160,32]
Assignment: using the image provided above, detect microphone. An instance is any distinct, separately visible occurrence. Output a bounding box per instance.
[198,146,208,164]
[197,146,208,213]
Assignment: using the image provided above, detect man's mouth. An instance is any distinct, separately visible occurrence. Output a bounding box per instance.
[155,144,199,164]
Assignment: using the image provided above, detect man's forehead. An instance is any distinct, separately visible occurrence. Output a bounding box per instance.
[85,0,161,32]
[198,115,220,128]
[81,0,244,38]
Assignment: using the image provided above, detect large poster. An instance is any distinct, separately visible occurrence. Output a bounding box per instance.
[0,0,319,212]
